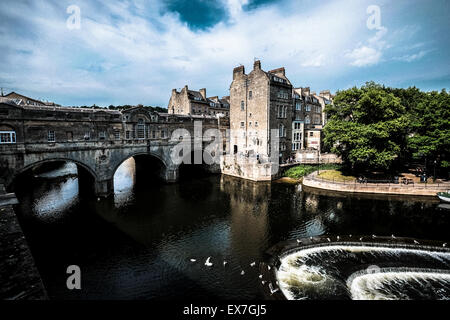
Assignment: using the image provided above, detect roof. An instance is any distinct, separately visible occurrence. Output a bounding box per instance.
[3,91,59,106]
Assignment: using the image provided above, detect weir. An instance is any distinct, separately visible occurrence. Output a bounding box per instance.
[261,236,450,300]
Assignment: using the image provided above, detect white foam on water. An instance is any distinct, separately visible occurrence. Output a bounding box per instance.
[276,243,450,300]
[349,271,450,300]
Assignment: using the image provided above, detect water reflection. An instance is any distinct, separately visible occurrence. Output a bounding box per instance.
[113,158,136,207]
[32,178,79,220]
[12,161,450,300]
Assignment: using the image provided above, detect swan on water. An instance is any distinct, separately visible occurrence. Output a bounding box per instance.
[205,257,213,267]
[250,262,256,267]
[372,234,377,238]
[259,274,263,279]
[223,260,228,267]
[337,236,340,241]
[327,238,331,242]
[443,243,447,247]
[391,234,396,239]
[414,240,420,244]
[241,270,245,275]
[190,259,196,262]
[296,239,301,244]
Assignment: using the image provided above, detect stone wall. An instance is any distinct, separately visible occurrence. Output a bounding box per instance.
[0,185,46,300]
[303,172,449,196]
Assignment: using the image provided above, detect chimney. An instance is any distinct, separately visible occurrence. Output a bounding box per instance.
[320,90,331,99]
[199,88,206,100]
[172,88,177,95]
[233,65,245,80]
[253,60,261,70]
[184,85,188,91]
[269,67,285,76]
[304,87,310,95]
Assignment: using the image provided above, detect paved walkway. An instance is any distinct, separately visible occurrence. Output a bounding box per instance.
[302,172,450,197]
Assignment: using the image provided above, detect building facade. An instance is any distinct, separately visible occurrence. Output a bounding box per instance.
[222,60,334,180]
[168,85,230,117]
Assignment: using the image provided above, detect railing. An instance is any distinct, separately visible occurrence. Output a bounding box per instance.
[307,173,450,189]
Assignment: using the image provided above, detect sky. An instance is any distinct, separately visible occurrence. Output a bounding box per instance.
[0,0,449,107]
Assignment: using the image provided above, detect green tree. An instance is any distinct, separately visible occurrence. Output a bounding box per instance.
[323,82,410,172]
[407,89,450,172]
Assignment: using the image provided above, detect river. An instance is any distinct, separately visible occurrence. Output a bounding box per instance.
[13,159,450,300]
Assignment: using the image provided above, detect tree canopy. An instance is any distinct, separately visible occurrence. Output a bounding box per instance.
[323,82,449,174]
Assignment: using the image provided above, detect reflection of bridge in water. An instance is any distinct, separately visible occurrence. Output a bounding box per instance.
[0,102,228,196]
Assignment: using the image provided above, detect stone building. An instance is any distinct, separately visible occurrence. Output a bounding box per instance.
[222,60,334,181]
[167,85,230,117]
[228,60,293,163]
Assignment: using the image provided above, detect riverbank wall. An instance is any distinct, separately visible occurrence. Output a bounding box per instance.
[0,183,47,300]
[302,172,450,197]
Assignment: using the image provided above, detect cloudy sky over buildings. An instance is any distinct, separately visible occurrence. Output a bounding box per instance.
[0,0,449,106]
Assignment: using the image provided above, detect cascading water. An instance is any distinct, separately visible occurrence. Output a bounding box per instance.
[275,241,450,300]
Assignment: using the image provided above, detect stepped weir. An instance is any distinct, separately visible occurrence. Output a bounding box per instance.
[260,236,450,300]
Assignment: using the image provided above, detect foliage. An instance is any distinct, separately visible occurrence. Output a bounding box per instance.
[283,164,341,179]
[323,82,449,173]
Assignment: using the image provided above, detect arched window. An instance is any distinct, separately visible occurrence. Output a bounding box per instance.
[305,115,311,124]
[0,125,16,144]
[137,119,145,139]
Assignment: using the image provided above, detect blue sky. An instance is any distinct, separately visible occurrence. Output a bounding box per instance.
[0,0,449,107]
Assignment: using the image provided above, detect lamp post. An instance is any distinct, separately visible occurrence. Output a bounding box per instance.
[434,160,437,182]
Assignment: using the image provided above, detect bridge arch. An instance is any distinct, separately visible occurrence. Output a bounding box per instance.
[111,151,169,179]
[7,157,97,196]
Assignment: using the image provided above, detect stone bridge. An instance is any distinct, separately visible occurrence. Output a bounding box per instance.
[0,101,229,196]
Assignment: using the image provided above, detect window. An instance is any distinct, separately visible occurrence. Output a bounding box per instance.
[279,124,286,137]
[255,121,258,127]
[310,132,314,137]
[305,105,311,112]
[240,121,245,128]
[249,121,252,127]
[48,130,55,142]
[152,131,156,139]
[249,91,252,99]
[241,101,245,111]
[99,131,106,140]
[296,101,302,110]
[294,132,301,141]
[84,132,90,140]
[294,122,302,130]
[137,119,145,139]
[67,131,73,141]
[0,131,16,144]
[114,130,120,140]
[126,131,130,139]
[160,130,166,138]
[305,116,311,124]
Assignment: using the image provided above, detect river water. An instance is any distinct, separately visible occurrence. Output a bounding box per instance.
[13,160,450,300]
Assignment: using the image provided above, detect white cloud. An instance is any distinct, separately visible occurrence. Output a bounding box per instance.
[393,50,430,63]
[346,46,382,67]
[1,0,430,105]
[301,54,326,67]
[346,26,388,67]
